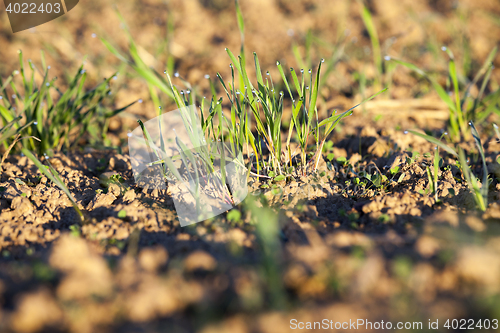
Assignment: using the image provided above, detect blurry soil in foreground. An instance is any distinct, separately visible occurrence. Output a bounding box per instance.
[1,0,500,332]
[2,113,500,332]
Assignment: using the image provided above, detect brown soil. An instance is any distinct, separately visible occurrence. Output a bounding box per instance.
[2,114,500,332]
[1,0,500,332]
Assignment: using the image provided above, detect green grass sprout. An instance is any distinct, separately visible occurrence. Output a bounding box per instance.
[358,0,382,88]
[408,122,489,211]
[392,46,498,141]
[100,9,176,114]
[469,121,489,211]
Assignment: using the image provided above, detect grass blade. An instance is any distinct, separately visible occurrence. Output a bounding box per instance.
[459,148,486,211]
[22,148,84,222]
[407,130,457,157]
[235,0,245,41]
[307,60,322,125]
[359,1,381,76]
[470,121,488,202]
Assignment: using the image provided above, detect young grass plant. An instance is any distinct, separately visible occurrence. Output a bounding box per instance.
[100,9,177,114]
[106,11,386,180]
[223,48,387,176]
[131,82,246,224]
[392,46,498,141]
[407,121,489,211]
[106,4,387,182]
[458,148,487,212]
[355,0,400,97]
[0,50,134,156]
[358,0,382,88]
[245,196,286,309]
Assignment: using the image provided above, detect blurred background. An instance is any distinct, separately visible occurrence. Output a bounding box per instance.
[1,0,499,146]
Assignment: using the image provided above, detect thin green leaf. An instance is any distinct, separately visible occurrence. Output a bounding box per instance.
[470,121,488,201]
[22,148,84,222]
[407,130,457,157]
[458,148,486,211]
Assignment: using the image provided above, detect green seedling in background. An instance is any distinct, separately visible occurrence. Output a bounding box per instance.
[101,9,177,114]
[356,0,398,96]
[358,0,381,88]
[69,225,81,237]
[0,51,134,157]
[291,29,348,97]
[227,209,241,223]
[466,122,489,211]
[392,46,499,141]
[118,209,127,219]
[245,196,286,309]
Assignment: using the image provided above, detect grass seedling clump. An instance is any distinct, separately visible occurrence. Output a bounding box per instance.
[104,6,387,182]
[0,50,135,157]
[408,121,490,211]
[400,47,497,209]
[217,48,387,177]
[392,46,498,142]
